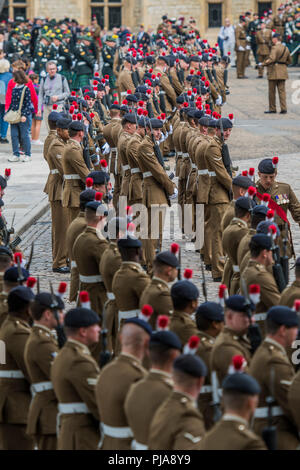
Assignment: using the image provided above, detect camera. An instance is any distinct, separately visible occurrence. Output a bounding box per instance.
[44,95,51,105]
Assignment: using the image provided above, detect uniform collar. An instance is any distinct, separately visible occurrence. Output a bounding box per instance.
[32,323,53,334]
[264,337,287,356]
[150,368,172,380]
[120,352,141,364]
[122,261,143,270]
[67,338,91,355]
[69,138,81,148]
[173,390,197,407]
[222,414,249,426]
[232,217,248,228]
[152,276,169,288]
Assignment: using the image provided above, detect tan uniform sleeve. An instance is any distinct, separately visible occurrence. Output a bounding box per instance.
[134,272,151,298]
[160,74,177,107]
[205,143,232,191]
[71,148,90,182]
[272,356,295,421]
[288,187,300,224]
[69,358,100,420]
[173,414,205,450]
[259,272,281,309]
[263,45,277,66]
[9,329,31,381]
[141,146,175,195]
[33,338,58,378]
[49,142,64,176]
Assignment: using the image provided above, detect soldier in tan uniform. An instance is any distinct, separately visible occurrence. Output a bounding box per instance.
[0,265,30,328]
[51,307,101,450]
[43,111,61,201]
[0,286,35,450]
[222,197,255,295]
[211,295,253,384]
[73,198,108,319]
[235,17,248,79]
[148,353,206,450]
[127,118,145,206]
[242,234,280,318]
[279,257,300,307]
[273,7,287,39]
[256,22,272,78]
[96,316,151,450]
[62,120,90,227]
[138,118,176,269]
[0,248,13,325]
[47,117,70,274]
[24,292,64,450]
[153,57,177,114]
[125,329,181,449]
[250,306,300,450]
[100,217,127,353]
[170,279,199,346]
[195,302,224,430]
[199,372,266,450]
[139,248,178,329]
[118,113,137,200]
[262,34,292,114]
[204,118,232,281]
[66,189,96,303]
[221,175,253,232]
[116,56,136,99]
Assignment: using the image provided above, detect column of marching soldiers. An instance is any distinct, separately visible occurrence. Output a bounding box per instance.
[1,32,300,452]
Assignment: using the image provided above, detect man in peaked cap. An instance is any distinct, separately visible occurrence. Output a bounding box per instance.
[242,234,280,316]
[149,353,206,450]
[62,120,90,227]
[170,279,200,346]
[211,295,253,384]
[250,306,300,450]
[222,197,256,295]
[96,314,151,450]
[280,257,300,307]
[0,286,35,450]
[199,372,266,449]
[140,247,179,329]
[195,302,224,430]
[51,307,101,450]
[24,291,65,450]
[46,116,71,274]
[256,157,300,258]
[125,329,181,449]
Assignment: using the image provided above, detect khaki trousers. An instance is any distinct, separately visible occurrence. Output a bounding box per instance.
[236,51,247,78]
[36,434,57,450]
[143,205,167,271]
[67,207,80,228]
[113,174,121,212]
[268,79,287,112]
[209,203,229,279]
[0,423,34,450]
[50,200,68,269]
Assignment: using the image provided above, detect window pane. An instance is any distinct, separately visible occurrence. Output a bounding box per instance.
[90,0,104,2]
[91,7,104,28]
[109,7,121,29]
[14,7,26,20]
[208,3,222,28]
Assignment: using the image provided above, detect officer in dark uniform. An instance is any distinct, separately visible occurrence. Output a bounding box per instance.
[58,31,74,86]
[102,36,117,90]
[73,33,95,90]
[33,33,51,76]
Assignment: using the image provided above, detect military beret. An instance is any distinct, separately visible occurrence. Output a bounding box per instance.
[56,117,72,129]
[171,280,199,301]
[176,95,185,104]
[201,53,209,62]
[48,111,61,122]
[156,251,179,268]
[0,198,3,208]
[145,56,156,65]
[0,175,7,190]
[150,330,182,350]
[118,236,142,249]
[34,292,64,311]
[296,257,300,267]
[235,196,256,211]
[84,91,95,99]
[198,116,210,127]
[251,233,272,250]
[4,266,29,282]
[179,55,190,64]
[135,92,149,102]
[187,109,196,118]
[158,55,169,64]
[200,86,209,95]
[252,205,269,216]
[208,119,217,128]
[110,103,121,110]
[136,85,148,94]
[273,33,281,38]
[64,307,99,327]
[137,117,148,128]
[225,295,255,313]
[239,15,246,22]
[68,121,85,131]
[223,372,261,395]
[267,306,299,327]
[258,158,275,174]
[0,246,13,258]
[127,94,138,103]
[190,55,201,63]
[85,200,108,216]
[147,118,163,129]
[87,170,109,185]
[124,317,152,336]
[216,117,233,129]
[96,83,106,91]
[173,354,207,378]
[120,105,129,113]
[232,175,253,189]
[196,302,224,322]
[125,55,137,65]
[123,113,137,124]
[8,286,34,303]
[79,189,96,205]
[194,110,204,119]
[256,220,280,237]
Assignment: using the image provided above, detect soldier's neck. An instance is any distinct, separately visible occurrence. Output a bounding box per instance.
[121,347,144,362]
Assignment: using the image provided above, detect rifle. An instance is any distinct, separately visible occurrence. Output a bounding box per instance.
[99,299,111,368]
[176,64,184,85]
[82,129,92,170]
[178,245,181,280]
[152,90,161,114]
[280,222,289,285]
[270,234,287,292]
[211,370,222,423]
[158,89,167,114]
[200,257,208,302]
[240,276,262,354]
[219,118,233,178]
[261,367,277,450]
[25,242,34,271]
[16,256,25,284]
[146,100,154,118]
[49,281,67,349]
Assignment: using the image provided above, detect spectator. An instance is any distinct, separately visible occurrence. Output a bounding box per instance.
[5,60,38,116]
[37,61,70,130]
[0,31,8,54]
[7,70,33,163]
[219,18,236,66]
[29,72,43,145]
[0,51,12,143]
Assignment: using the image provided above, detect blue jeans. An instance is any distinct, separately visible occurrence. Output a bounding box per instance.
[11,115,32,157]
[0,104,9,138]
